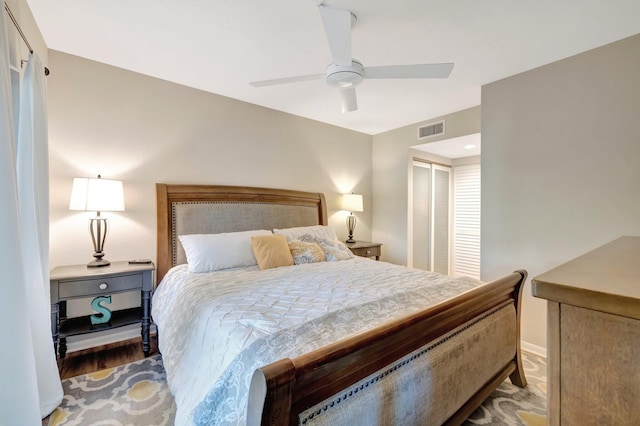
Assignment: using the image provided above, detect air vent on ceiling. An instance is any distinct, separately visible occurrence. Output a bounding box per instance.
[417,121,445,140]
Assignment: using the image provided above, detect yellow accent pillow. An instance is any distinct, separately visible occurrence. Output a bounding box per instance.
[251,234,294,270]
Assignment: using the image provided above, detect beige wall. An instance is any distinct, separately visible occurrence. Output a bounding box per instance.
[371,107,481,265]
[47,51,372,334]
[482,34,640,349]
[42,23,640,352]
[5,0,47,63]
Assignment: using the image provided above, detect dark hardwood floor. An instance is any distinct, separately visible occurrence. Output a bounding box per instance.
[57,334,159,379]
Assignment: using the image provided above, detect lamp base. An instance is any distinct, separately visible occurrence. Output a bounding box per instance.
[88,215,110,267]
[346,214,357,245]
[87,258,111,268]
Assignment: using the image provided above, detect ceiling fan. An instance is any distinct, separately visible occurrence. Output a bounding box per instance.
[249,3,454,113]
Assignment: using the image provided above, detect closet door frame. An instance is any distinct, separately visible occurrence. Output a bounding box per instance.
[408,159,452,274]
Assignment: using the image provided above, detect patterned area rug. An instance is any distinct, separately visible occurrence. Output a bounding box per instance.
[464,351,547,426]
[48,356,175,425]
[49,351,546,425]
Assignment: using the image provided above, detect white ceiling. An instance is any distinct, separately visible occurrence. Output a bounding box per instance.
[27,0,640,135]
[414,133,480,159]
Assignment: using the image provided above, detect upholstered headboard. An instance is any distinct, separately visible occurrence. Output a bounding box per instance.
[156,184,328,282]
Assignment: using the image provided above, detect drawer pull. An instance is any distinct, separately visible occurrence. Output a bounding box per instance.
[366,250,371,254]
[99,282,108,290]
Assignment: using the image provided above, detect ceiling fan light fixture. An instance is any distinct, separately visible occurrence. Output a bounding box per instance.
[326,60,364,88]
[248,5,453,113]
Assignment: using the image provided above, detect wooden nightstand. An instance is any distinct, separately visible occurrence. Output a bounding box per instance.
[50,261,154,358]
[346,241,382,260]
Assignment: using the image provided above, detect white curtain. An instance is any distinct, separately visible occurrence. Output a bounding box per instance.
[0,11,63,422]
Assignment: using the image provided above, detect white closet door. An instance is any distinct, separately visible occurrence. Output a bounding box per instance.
[411,161,451,274]
[432,165,451,275]
[452,164,481,279]
[412,162,431,270]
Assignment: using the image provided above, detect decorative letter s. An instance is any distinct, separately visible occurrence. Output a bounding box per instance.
[90,295,113,325]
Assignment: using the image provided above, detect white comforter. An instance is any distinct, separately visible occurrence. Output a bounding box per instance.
[151,257,482,425]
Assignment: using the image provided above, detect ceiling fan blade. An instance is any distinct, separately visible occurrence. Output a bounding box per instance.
[364,63,454,79]
[340,87,357,113]
[319,6,352,67]
[249,73,324,87]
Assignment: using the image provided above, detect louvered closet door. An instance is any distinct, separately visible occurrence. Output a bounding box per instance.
[452,164,481,279]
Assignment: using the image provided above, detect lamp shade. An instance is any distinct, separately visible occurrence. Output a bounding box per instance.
[69,177,125,212]
[342,193,363,212]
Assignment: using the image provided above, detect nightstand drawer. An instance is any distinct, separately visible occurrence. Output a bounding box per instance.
[350,245,381,258]
[59,273,142,298]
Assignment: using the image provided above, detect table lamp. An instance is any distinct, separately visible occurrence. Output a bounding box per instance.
[342,193,363,243]
[69,175,125,267]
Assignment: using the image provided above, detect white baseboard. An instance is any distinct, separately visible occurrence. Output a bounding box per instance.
[521,340,546,358]
[65,324,156,354]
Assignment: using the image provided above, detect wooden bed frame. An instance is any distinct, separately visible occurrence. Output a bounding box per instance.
[156,183,527,426]
[156,183,327,281]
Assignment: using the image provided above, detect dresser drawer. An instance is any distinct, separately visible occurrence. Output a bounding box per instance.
[350,245,381,258]
[58,273,142,298]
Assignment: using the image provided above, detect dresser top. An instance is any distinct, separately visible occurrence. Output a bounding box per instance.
[532,236,640,319]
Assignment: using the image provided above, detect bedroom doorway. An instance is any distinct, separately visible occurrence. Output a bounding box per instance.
[409,133,481,279]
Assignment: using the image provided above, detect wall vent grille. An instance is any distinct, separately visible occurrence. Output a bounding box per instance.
[418,121,445,140]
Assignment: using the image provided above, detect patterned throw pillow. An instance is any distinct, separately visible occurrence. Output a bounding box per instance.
[300,234,354,262]
[288,239,326,264]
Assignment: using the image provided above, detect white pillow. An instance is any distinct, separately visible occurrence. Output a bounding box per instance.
[179,230,271,273]
[273,225,339,242]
